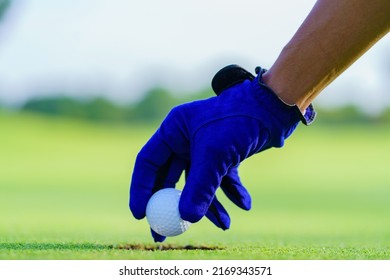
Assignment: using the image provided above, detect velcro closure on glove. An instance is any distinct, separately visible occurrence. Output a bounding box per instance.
[211,64,316,126]
[211,64,255,95]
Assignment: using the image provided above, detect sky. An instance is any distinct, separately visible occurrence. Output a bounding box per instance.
[0,0,389,113]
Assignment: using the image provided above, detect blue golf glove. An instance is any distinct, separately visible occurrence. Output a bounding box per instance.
[129,65,316,242]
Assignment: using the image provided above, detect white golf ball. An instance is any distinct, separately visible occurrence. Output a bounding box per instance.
[146,188,191,237]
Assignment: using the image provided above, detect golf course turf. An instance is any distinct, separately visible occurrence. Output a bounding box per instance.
[1,111,389,259]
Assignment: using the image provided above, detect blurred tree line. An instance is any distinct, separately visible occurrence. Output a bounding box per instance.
[19,88,212,123]
[16,87,390,125]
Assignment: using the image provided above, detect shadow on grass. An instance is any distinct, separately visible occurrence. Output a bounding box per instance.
[114,244,223,251]
[0,243,222,251]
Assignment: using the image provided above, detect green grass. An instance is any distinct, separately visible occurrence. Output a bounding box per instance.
[1,110,390,259]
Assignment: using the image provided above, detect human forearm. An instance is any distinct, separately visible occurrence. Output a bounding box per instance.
[262,0,390,111]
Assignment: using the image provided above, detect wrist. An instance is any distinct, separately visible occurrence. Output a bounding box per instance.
[261,69,307,113]
[256,67,316,126]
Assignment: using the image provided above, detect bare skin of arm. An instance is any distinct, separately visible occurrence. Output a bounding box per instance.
[262,0,390,112]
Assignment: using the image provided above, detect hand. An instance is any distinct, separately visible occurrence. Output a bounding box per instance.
[129,65,315,242]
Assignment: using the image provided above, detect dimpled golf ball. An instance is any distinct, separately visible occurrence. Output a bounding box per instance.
[146,188,191,237]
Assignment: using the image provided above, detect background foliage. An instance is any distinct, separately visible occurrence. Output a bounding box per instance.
[17,89,390,125]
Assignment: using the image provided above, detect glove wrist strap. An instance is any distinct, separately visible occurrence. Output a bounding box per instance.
[255,67,316,126]
[211,64,316,126]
